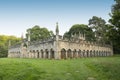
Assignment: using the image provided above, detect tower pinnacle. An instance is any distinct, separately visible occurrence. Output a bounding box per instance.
[56,22,59,35]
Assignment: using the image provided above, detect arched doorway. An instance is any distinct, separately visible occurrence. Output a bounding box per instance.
[37,50,39,58]
[45,49,49,59]
[86,50,89,57]
[78,49,81,58]
[73,49,77,58]
[67,49,72,58]
[90,50,92,57]
[33,50,35,58]
[41,49,44,58]
[50,49,54,59]
[82,50,85,57]
[96,51,98,57]
[61,48,66,59]
[93,50,95,57]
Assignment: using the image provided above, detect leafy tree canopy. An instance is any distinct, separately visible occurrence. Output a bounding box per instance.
[0,35,20,57]
[63,24,95,41]
[108,0,120,53]
[88,16,107,42]
[26,25,54,41]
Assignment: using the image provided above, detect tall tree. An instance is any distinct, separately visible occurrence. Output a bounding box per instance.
[88,16,106,42]
[109,0,120,54]
[63,24,95,41]
[26,25,54,41]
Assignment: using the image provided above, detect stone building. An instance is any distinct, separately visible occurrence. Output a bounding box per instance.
[8,23,113,59]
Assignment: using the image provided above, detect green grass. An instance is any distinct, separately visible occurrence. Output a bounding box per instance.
[0,56,120,80]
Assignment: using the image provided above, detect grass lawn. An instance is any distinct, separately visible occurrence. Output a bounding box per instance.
[0,56,120,80]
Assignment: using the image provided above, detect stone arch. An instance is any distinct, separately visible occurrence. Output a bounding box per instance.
[45,49,49,59]
[82,50,85,57]
[41,49,44,58]
[100,51,102,56]
[50,48,54,59]
[29,50,32,52]
[90,50,92,57]
[33,50,35,58]
[95,51,98,57]
[101,51,103,56]
[78,49,81,57]
[36,50,39,58]
[86,50,89,57]
[61,48,66,59]
[105,51,107,56]
[67,49,72,58]
[103,51,105,56]
[108,51,110,56]
[98,51,100,56]
[73,49,77,58]
[107,51,109,56]
[93,50,95,57]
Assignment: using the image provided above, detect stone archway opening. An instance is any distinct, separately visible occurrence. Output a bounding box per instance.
[96,51,98,57]
[82,50,85,57]
[50,49,54,59]
[37,50,39,58]
[86,50,89,57]
[41,49,44,58]
[73,49,77,58]
[90,50,92,57]
[93,50,95,57]
[78,49,81,58]
[45,49,49,59]
[67,49,72,59]
[32,50,35,58]
[61,48,66,59]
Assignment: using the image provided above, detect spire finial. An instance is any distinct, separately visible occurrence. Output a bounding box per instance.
[28,30,30,42]
[56,22,58,26]
[56,22,59,35]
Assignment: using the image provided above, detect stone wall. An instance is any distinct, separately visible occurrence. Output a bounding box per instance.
[8,38,113,59]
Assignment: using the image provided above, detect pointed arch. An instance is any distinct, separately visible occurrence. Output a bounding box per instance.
[86,50,89,57]
[50,48,55,59]
[78,49,81,57]
[45,49,49,59]
[61,48,66,59]
[73,49,77,58]
[41,49,44,58]
[82,50,85,57]
[36,50,39,58]
[67,49,72,58]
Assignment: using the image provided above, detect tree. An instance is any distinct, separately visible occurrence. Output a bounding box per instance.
[26,25,54,41]
[63,24,95,41]
[88,16,107,42]
[0,35,20,57]
[108,0,120,54]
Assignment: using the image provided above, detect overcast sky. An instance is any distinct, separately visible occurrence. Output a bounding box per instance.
[0,0,114,37]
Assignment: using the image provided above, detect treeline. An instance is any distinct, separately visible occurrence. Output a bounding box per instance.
[0,35,20,57]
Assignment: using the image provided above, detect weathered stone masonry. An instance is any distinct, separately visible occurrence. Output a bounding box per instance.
[8,23,113,59]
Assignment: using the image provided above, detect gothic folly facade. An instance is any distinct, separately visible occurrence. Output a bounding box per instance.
[8,23,113,59]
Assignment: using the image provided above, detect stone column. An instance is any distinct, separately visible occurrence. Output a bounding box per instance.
[48,50,51,59]
[76,51,78,58]
[39,51,41,59]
